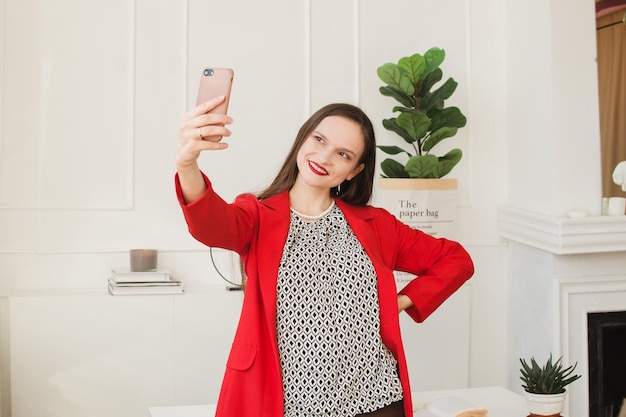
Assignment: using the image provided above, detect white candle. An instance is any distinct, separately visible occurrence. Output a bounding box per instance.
[130,249,158,271]
[607,197,626,216]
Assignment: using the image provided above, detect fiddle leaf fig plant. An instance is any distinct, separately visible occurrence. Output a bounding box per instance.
[377,47,467,178]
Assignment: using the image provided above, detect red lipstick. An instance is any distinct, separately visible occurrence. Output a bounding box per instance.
[308,160,328,176]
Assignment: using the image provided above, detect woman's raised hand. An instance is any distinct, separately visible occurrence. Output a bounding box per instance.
[176,96,233,204]
[176,95,233,169]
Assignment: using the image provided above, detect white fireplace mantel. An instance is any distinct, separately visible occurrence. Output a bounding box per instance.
[501,207,626,417]
[498,207,626,254]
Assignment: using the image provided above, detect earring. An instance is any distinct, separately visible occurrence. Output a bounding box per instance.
[336,181,348,196]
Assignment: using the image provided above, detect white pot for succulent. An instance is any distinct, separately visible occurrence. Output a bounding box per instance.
[524,392,567,417]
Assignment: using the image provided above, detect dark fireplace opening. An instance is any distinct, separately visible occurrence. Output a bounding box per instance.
[588,311,626,417]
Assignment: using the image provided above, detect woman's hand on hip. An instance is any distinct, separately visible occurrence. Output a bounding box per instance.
[397,294,413,313]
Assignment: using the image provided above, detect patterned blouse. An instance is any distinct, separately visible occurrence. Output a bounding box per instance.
[276,204,403,417]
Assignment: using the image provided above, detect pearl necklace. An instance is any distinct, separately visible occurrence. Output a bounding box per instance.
[290,199,335,220]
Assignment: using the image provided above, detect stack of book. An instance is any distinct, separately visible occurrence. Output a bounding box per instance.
[108,268,184,295]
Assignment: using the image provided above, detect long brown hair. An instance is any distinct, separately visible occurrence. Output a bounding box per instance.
[257,103,376,206]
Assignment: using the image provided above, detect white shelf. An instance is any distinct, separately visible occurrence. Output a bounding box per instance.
[498,207,626,254]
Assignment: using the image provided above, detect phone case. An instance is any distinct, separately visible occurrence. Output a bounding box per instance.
[196,67,234,114]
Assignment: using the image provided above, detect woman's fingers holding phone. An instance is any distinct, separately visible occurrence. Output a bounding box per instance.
[194,112,233,130]
[179,118,231,144]
[186,95,228,120]
[180,99,232,138]
[190,112,232,142]
[195,124,232,143]
[177,124,230,167]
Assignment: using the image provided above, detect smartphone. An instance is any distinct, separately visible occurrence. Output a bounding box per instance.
[196,67,234,115]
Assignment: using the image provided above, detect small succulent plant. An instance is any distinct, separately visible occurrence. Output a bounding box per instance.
[520,353,582,394]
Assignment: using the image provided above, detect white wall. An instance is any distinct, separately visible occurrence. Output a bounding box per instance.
[0,0,606,416]
[505,0,601,216]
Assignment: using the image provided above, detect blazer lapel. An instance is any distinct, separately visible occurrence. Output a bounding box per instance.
[256,192,291,335]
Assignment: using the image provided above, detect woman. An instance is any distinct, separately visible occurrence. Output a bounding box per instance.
[175,97,474,417]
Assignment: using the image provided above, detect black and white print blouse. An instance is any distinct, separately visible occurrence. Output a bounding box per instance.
[276,204,403,417]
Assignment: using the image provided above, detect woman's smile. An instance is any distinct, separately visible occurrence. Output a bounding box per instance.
[307,160,328,176]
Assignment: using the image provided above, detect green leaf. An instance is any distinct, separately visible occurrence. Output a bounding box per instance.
[377,63,414,96]
[393,106,418,114]
[422,127,458,153]
[382,118,417,146]
[377,145,411,158]
[437,149,462,177]
[380,158,409,178]
[379,86,415,108]
[420,68,443,101]
[398,53,425,85]
[396,112,431,144]
[423,47,445,77]
[430,107,467,131]
[421,77,458,110]
[405,154,440,178]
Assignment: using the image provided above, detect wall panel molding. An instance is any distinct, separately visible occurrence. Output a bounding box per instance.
[0,0,137,211]
[309,0,359,110]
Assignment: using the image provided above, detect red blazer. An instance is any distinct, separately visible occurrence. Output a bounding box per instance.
[176,174,474,417]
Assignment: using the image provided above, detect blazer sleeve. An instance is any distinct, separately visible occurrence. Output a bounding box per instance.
[385,213,475,323]
[174,172,258,255]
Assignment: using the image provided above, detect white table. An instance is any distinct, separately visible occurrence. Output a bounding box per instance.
[149,386,528,417]
[412,386,528,416]
[149,404,216,417]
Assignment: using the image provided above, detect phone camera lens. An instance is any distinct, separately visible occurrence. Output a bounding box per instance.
[204,69,214,76]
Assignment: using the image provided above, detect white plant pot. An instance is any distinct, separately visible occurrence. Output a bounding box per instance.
[375,178,458,239]
[524,392,567,417]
